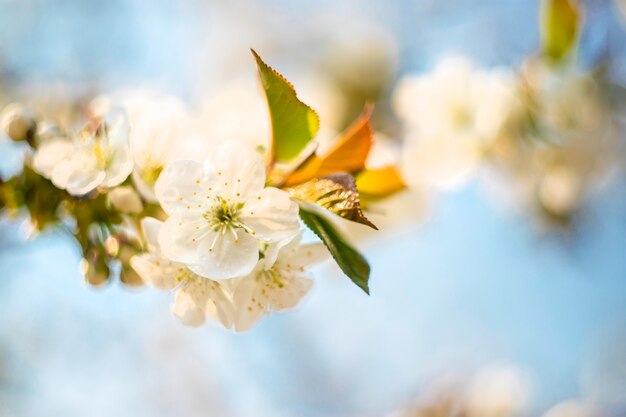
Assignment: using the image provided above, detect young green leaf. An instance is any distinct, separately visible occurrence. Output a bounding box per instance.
[251,49,320,164]
[540,0,581,62]
[299,203,370,294]
[287,173,377,229]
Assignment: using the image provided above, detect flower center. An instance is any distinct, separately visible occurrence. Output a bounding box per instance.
[204,197,246,232]
[141,164,163,187]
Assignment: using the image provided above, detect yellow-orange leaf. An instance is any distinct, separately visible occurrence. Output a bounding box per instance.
[284,105,374,186]
[355,165,406,198]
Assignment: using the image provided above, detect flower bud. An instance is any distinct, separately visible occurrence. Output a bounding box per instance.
[1,103,36,143]
[108,186,143,214]
[79,255,110,286]
[120,265,144,286]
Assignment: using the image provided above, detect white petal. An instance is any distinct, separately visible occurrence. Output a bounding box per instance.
[104,107,131,147]
[101,144,133,188]
[231,271,313,331]
[263,274,313,312]
[240,187,299,241]
[189,230,259,280]
[140,217,162,250]
[129,253,179,290]
[158,213,209,265]
[64,166,106,196]
[48,159,75,190]
[231,276,266,332]
[207,284,236,329]
[261,232,302,269]
[172,278,211,327]
[154,159,208,215]
[278,242,329,270]
[132,168,158,202]
[209,141,265,200]
[32,139,73,178]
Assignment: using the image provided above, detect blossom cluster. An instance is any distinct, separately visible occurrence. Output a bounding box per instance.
[392,54,623,229]
[0,51,395,330]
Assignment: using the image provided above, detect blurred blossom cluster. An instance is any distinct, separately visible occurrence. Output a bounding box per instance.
[388,364,624,417]
[393,52,624,228]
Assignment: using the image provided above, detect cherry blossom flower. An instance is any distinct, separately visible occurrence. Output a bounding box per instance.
[130,217,234,327]
[154,140,300,280]
[393,56,519,189]
[228,234,328,332]
[32,110,133,196]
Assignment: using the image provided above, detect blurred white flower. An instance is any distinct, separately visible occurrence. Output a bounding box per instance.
[483,61,619,223]
[524,62,608,143]
[464,365,531,417]
[229,233,328,332]
[108,186,143,214]
[393,56,519,189]
[32,110,132,196]
[131,217,233,327]
[193,80,271,152]
[93,91,210,202]
[542,401,598,417]
[154,140,299,280]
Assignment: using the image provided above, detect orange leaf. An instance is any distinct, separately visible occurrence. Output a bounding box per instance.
[284,105,374,186]
[355,165,406,198]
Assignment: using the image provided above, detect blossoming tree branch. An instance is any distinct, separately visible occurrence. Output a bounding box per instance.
[0,50,404,331]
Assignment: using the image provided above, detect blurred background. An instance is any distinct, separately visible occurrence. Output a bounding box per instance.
[2,0,626,416]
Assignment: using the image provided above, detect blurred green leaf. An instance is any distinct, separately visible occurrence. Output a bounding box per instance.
[252,49,319,164]
[299,204,370,294]
[540,0,581,62]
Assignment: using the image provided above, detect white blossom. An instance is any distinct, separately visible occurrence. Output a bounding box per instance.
[92,91,211,202]
[228,233,328,332]
[130,217,234,327]
[393,56,519,189]
[32,110,133,196]
[154,140,300,280]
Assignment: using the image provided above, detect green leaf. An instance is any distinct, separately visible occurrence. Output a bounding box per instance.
[299,204,370,294]
[540,0,581,62]
[251,49,320,164]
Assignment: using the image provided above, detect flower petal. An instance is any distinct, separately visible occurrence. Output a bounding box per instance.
[154,159,208,215]
[171,278,211,327]
[140,217,162,251]
[207,283,236,329]
[64,163,106,196]
[263,274,313,312]
[32,139,73,179]
[158,213,209,264]
[101,143,133,188]
[209,141,265,201]
[129,253,179,290]
[231,276,266,332]
[279,242,329,270]
[240,187,299,241]
[188,229,259,280]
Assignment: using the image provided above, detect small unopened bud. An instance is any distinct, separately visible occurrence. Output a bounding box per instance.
[120,264,144,286]
[79,256,110,286]
[108,186,143,214]
[1,103,36,143]
[104,236,120,257]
